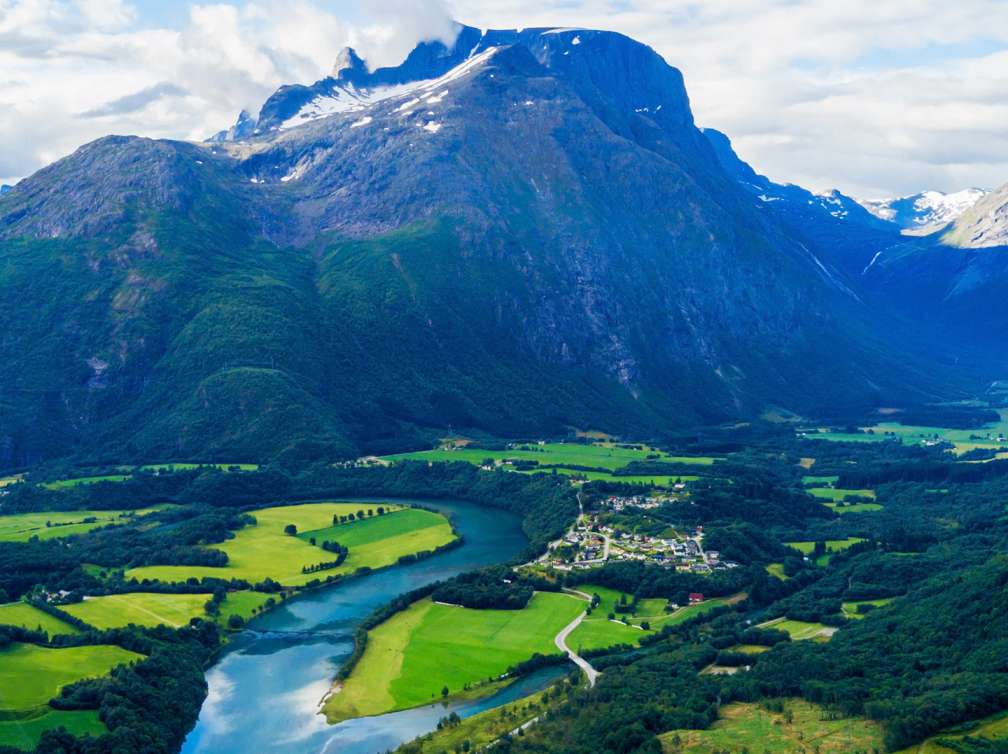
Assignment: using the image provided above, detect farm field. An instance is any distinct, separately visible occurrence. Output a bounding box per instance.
[765,563,789,580]
[808,487,876,502]
[385,442,718,471]
[895,710,1008,753]
[787,538,865,556]
[759,617,834,641]
[324,592,584,723]
[126,503,456,586]
[825,502,884,513]
[568,587,729,652]
[61,591,274,630]
[0,643,143,713]
[842,598,895,619]
[39,463,259,490]
[63,592,212,630]
[659,699,884,753]
[0,507,165,543]
[136,463,259,472]
[0,474,23,488]
[800,410,1008,455]
[0,710,104,751]
[0,602,78,636]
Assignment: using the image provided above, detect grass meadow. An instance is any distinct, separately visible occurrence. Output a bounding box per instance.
[0,508,163,543]
[0,603,78,636]
[0,643,142,713]
[126,503,456,586]
[660,699,884,753]
[324,592,584,722]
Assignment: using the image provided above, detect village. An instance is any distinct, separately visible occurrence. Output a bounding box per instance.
[538,498,738,573]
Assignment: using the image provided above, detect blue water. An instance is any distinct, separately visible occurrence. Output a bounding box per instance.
[180,498,556,754]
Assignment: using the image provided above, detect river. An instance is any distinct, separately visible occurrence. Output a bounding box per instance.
[180,498,562,754]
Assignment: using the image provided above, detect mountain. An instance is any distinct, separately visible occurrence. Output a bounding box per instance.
[0,24,959,467]
[942,183,1008,248]
[702,128,901,276]
[0,185,10,195]
[860,189,986,232]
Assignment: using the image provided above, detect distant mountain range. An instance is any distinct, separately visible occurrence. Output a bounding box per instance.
[0,23,997,466]
[859,189,987,232]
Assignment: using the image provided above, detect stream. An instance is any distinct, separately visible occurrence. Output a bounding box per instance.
[180,498,564,754]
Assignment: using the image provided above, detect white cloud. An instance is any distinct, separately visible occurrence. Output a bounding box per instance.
[1,0,1006,197]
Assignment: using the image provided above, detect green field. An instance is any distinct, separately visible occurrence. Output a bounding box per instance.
[734,644,770,654]
[40,463,259,490]
[137,462,259,472]
[386,442,718,471]
[61,591,273,630]
[842,598,894,619]
[660,699,883,753]
[895,710,1008,753]
[808,487,876,502]
[126,503,456,586]
[825,502,884,514]
[0,710,104,750]
[41,475,131,490]
[324,592,584,722]
[568,587,728,652]
[759,617,834,641]
[0,643,142,713]
[0,603,78,636]
[0,474,23,488]
[0,508,164,543]
[787,537,866,556]
[765,563,789,580]
[800,410,1008,456]
[63,592,213,629]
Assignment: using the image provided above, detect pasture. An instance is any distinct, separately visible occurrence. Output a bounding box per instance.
[63,593,211,630]
[0,643,142,713]
[126,503,456,586]
[0,508,164,543]
[568,587,729,652]
[660,699,884,754]
[842,598,894,619]
[61,591,274,630]
[324,592,584,722]
[0,603,78,636]
[759,617,834,641]
[787,537,865,556]
[808,487,876,502]
[0,710,104,750]
[385,442,718,471]
[801,410,1008,455]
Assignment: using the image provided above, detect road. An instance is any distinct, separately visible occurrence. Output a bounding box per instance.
[554,601,600,688]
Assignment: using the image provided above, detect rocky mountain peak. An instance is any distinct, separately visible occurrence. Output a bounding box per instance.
[331,46,366,80]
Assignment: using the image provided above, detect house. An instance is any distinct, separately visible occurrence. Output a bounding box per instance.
[689,592,705,605]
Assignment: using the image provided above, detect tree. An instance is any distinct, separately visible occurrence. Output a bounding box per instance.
[227,614,245,629]
[284,524,297,536]
[377,507,385,516]
[441,685,449,698]
[641,621,651,631]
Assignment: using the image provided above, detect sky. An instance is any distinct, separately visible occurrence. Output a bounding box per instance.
[2,0,1008,198]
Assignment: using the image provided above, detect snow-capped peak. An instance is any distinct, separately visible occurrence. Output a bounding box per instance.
[858,188,987,230]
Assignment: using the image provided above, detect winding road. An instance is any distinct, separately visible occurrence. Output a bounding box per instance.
[554,592,600,688]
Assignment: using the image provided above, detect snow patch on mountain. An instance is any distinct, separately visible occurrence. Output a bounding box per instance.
[277,47,500,132]
[859,189,987,230]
